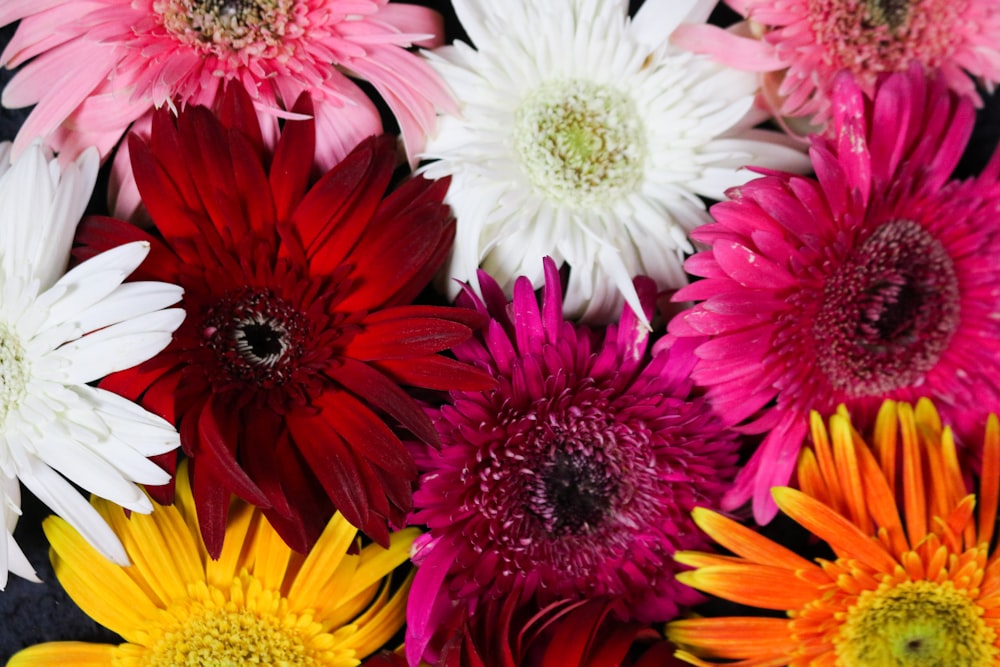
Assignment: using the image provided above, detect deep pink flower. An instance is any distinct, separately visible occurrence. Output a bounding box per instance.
[669,66,1000,523]
[674,0,1000,133]
[0,0,455,218]
[405,257,739,665]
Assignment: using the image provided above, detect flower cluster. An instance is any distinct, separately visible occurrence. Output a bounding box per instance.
[0,0,997,665]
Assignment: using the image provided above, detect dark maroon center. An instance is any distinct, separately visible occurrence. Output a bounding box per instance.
[201,286,307,389]
[813,219,959,398]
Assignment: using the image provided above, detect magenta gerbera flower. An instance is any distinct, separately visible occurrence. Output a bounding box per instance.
[0,0,455,218]
[405,257,739,665]
[669,66,1000,524]
[675,0,1000,132]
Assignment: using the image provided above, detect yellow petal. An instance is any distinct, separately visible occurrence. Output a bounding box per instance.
[205,500,258,590]
[7,642,116,667]
[93,497,204,606]
[287,513,357,612]
[251,514,295,592]
[43,517,161,643]
[339,571,414,657]
[343,528,419,600]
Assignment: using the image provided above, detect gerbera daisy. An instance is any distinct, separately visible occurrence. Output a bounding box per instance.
[667,398,1000,665]
[0,140,183,589]
[667,65,1000,523]
[75,84,492,558]
[674,0,1000,132]
[6,460,417,666]
[0,0,456,219]
[405,257,740,664]
[419,0,808,323]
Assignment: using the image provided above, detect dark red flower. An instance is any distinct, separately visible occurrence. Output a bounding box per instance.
[436,594,681,667]
[76,84,493,557]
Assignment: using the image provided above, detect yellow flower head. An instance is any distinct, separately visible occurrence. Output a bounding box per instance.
[8,461,416,667]
[667,399,1000,666]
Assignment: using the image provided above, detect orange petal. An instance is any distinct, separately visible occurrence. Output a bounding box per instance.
[667,617,795,659]
[772,487,897,573]
[690,508,816,572]
[676,563,819,610]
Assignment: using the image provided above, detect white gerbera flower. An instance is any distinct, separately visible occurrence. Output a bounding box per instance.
[421,0,810,322]
[0,141,184,589]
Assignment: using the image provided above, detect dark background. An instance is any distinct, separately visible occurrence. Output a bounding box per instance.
[1,2,999,662]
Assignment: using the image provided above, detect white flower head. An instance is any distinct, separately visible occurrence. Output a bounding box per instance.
[421,0,810,322]
[0,141,185,589]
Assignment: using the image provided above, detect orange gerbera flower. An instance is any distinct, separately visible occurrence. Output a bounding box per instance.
[667,398,1000,666]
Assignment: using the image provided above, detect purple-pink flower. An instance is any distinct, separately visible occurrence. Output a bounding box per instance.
[669,66,1000,523]
[405,257,739,665]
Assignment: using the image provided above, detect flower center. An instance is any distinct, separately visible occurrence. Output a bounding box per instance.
[837,580,996,666]
[145,575,351,667]
[807,0,964,87]
[0,324,28,429]
[201,287,307,390]
[514,80,646,207]
[813,220,959,398]
[865,0,910,28]
[157,0,296,55]
[528,450,618,536]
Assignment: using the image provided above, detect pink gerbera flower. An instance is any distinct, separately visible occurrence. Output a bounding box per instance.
[668,66,1000,524]
[0,0,455,218]
[405,258,739,665]
[674,0,1000,132]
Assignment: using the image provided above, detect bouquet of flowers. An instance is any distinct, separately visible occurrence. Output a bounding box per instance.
[0,0,999,665]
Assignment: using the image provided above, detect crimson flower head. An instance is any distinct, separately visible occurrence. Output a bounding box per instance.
[78,84,492,557]
[669,66,1000,524]
[405,257,739,665]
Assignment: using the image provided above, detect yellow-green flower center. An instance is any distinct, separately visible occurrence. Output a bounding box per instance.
[0,324,28,429]
[157,0,297,55]
[139,576,358,667]
[837,579,997,666]
[514,80,646,207]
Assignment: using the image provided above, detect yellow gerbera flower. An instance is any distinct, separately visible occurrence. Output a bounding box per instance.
[8,461,416,667]
[667,398,1000,666]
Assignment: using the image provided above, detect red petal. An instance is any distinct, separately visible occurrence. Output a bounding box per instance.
[375,356,496,391]
[270,92,316,222]
[73,215,178,282]
[196,396,270,507]
[346,317,472,360]
[216,81,265,159]
[190,458,230,559]
[324,357,438,445]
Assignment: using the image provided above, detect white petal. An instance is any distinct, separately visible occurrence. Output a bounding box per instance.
[16,456,128,566]
[41,308,185,384]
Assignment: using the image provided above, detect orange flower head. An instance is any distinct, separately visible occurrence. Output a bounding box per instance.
[667,398,1000,666]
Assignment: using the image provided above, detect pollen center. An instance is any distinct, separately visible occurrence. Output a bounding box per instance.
[865,0,910,28]
[514,80,646,207]
[201,286,307,390]
[157,0,297,55]
[837,580,996,666]
[0,324,28,429]
[813,219,959,398]
[529,450,618,536]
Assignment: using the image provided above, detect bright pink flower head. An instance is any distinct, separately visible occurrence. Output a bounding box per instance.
[674,0,1000,132]
[405,258,739,665]
[0,0,455,216]
[669,66,1000,524]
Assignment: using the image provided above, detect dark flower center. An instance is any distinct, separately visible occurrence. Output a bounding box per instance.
[201,287,307,389]
[814,219,959,398]
[529,450,618,536]
[864,0,910,29]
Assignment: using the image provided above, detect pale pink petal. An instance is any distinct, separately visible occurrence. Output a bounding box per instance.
[672,23,784,71]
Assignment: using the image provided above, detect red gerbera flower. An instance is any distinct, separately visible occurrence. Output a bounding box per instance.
[76,84,492,557]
